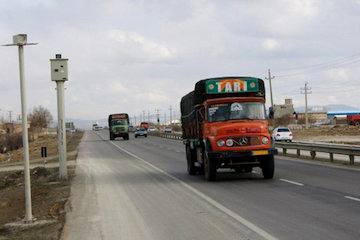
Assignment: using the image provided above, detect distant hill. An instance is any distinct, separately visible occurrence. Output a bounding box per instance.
[65,118,108,130]
[295,104,359,113]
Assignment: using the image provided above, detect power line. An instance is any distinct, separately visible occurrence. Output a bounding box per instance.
[277,53,360,72]
[276,56,360,78]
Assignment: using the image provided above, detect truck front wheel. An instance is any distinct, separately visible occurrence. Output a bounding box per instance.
[110,132,115,141]
[204,151,216,181]
[261,155,275,179]
[186,145,197,175]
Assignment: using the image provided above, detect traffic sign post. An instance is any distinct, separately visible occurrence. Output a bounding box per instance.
[50,54,69,180]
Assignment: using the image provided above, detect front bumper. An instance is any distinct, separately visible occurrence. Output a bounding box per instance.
[208,148,277,160]
[206,148,277,168]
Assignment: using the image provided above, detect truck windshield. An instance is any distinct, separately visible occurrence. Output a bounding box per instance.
[207,102,265,122]
[111,119,128,125]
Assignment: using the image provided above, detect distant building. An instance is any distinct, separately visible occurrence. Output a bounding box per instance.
[274,99,295,119]
[327,111,360,124]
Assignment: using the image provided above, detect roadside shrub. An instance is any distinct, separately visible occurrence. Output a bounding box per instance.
[0,133,23,153]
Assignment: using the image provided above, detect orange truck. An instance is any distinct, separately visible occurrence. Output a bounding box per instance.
[180,77,277,181]
[347,114,360,126]
[140,122,149,130]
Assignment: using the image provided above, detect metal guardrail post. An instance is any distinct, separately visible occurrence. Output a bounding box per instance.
[350,155,355,165]
[296,149,300,157]
[329,153,334,162]
[310,151,316,159]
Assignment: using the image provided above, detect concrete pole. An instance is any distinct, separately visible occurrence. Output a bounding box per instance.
[267,69,274,109]
[18,45,33,222]
[305,82,309,130]
[56,81,67,180]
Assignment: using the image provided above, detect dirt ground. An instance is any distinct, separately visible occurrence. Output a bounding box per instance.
[0,132,83,164]
[292,125,360,145]
[0,167,75,240]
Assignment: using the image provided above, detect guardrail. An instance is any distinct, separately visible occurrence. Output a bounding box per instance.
[275,142,360,165]
[153,133,360,165]
[160,133,182,140]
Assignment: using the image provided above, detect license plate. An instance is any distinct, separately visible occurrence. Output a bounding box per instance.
[252,150,269,156]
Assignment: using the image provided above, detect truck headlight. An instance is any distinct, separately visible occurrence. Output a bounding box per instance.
[226,139,234,147]
[217,139,225,147]
[262,137,269,144]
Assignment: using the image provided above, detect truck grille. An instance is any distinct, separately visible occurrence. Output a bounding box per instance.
[115,127,125,132]
[232,137,260,146]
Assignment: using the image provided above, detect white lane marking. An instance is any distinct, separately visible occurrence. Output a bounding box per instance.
[345,196,360,202]
[105,139,278,240]
[279,179,304,186]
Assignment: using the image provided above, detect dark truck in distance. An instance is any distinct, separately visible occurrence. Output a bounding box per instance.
[181,77,277,181]
[108,113,130,140]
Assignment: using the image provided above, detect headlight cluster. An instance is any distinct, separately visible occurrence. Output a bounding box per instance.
[217,139,225,147]
[262,137,269,144]
[226,139,234,147]
[217,139,234,147]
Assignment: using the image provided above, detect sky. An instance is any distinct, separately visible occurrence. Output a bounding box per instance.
[1,0,360,123]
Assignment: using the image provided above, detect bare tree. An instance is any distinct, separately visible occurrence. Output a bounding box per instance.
[28,105,53,130]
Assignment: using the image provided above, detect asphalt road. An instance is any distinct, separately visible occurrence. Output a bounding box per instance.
[63,130,360,240]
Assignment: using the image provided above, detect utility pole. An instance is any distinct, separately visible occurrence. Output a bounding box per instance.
[3,34,38,223]
[265,69,275,109]
[155,109,160,127]
[8,110,12,123]
[50,54,69,180]
[169,105,173,125]
[301,82,312,129]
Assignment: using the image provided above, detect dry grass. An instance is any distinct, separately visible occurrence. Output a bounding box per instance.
[0,132,83,164]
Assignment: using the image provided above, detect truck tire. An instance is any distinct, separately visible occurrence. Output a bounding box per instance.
[204,151,216,181]
[110,132,115,141]
[186,145,197,175]
[124,134,129,140]
[261,155,274,179]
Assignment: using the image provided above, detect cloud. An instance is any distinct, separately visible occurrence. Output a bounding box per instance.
[110,82,128,93]
[1,0,360,121]
[262,39,280,51]
[108,29,175,61]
